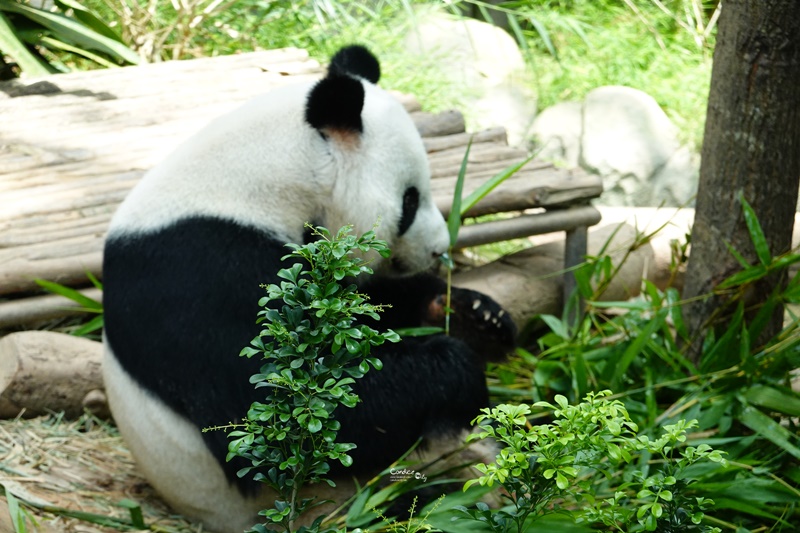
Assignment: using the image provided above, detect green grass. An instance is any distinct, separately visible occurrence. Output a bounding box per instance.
[510,0,714,150]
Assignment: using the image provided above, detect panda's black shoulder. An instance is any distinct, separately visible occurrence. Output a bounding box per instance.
[329,45,380,84]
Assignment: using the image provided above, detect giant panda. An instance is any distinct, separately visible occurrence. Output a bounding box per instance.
[102,45,516,533]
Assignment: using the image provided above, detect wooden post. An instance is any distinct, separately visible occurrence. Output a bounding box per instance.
[564,225,588,324]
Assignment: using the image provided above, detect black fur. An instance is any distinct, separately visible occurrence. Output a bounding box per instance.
[329,45,381,84]
[104,216,516,495]
[397,187,419,236]
[305,74,366,133]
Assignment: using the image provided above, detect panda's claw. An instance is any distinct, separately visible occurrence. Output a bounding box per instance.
[440,287,517,362]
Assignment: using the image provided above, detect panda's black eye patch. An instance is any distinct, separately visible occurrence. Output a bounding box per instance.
[398,186,420,236]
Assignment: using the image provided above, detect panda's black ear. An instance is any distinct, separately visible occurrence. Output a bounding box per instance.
[305,75,365,135]
[329,45,380,84]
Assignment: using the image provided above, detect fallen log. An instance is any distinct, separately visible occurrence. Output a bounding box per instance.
[0,331,107,418]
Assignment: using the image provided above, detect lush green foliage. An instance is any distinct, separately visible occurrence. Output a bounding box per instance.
[12,0,713,149]
[457,392,725,532]
[0,0,138,76]
[468,0,717,149]
[223,225,399,533]
[478,197,800,531]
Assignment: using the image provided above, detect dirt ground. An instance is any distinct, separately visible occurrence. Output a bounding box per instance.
[0,414,199,533]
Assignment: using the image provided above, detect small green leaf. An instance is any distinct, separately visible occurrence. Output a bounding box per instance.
[739,192,771,265]
[447,138,472,247]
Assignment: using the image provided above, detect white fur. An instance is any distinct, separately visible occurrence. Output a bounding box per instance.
[109,79,449,273]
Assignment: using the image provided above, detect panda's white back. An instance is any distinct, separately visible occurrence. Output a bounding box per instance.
[108,78,442,264]
[110,82,323,243]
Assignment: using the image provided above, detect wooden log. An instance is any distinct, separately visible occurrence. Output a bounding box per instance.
[452,222,657,339]
[435,167,603,217]
[0,47,317,99]
[427,141,528,169]
[0,331,107,418]
[0,288,102,329]
[423,127,507,153]
[0,247,102,295]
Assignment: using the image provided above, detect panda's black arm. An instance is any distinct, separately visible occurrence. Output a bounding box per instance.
[359,273,446,330]
[360,273,518,363]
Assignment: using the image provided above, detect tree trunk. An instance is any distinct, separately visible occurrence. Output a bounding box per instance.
[682,0,800,363]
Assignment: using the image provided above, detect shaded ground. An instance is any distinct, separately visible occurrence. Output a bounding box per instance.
[0,415,197,532]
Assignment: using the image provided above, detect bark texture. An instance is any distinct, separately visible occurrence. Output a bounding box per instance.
[683,0,800,361]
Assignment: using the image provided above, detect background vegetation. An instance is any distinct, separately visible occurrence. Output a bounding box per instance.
[2,0,715,148]
[6,1,799,532]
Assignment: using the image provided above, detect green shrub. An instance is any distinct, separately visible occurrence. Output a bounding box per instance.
[223,224,399,533]
[456,391,725,532]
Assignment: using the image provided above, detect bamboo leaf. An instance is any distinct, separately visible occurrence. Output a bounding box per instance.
[526,14,558,60]
[717,263,767,288]
[34,278,103,311]
[739,192,771,266]
[394,326,444,337]
[460,153,536,216]
[39,35,120,68]
[700,302,744,372]
[743,385,800,418]
[610,307,668,387]
[117,499,146,529]
[2,485,27,533]
[723,239,751,269]
[86,270,103,291]
[738,403,800,460]
[0,1,139,65]
[72,314,104,337]
[53,0,123,42]
[447,138,472,247]
[0,11,53,76]
[540,314,569,339]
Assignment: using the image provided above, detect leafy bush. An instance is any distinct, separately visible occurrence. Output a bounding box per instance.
[222,224,399,533]
[0,0,138,76]
[492,200,800,530]
[456,391,725,532]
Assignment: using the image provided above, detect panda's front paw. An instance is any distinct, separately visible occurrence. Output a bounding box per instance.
[425,288,517,362]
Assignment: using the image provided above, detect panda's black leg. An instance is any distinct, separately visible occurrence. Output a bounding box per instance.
[333,334,489,475]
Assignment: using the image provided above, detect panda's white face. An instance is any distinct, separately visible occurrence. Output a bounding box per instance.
[108,47,449,277]
[320,82,450,275]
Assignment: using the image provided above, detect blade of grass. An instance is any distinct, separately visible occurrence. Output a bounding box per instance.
[459,152,536,216]
[447,138,472,247]
[34,278,102,311]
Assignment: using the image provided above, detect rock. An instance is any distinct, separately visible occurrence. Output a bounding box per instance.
[529,101,582,166]
[0,331,107,418]
[532,86,699,207]
[404,11,537,146]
